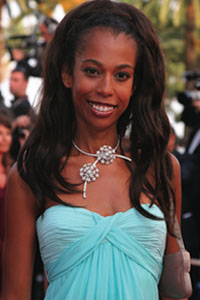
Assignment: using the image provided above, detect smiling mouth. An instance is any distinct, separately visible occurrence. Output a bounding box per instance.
[88,101,115,112]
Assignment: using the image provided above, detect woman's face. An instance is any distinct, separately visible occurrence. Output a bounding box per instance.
[62,27,137,134]
[0,124,12,155]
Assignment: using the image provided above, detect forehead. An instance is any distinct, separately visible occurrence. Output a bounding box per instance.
[75,27,137,62]
[11,71,25,80]
[79,26,136,47]
[0,124,10,131]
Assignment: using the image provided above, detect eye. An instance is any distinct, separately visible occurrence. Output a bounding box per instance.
[83,67,100,76]
[115,72,131,81]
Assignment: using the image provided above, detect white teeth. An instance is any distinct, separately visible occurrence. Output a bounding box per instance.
[89,102,114,112]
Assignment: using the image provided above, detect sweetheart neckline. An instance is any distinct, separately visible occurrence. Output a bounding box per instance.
[37,203,161,221]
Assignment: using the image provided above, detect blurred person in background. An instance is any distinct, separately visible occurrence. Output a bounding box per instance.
[0,114,13,299]
[177,71,200,299]
[9,66,31,119]
[39,17,58,46]
[0,92,13,119]
[10,114,33,162]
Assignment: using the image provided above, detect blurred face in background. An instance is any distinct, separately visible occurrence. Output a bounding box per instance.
[0,124,12,155]
[40,22,52,43]
[9,71,28,98]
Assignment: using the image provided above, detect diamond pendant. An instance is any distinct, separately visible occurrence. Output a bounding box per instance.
[96,145,116,164]
[79,163,99,199]
[80,163,99,183]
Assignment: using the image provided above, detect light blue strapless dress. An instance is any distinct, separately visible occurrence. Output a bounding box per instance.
[36,204,167,300]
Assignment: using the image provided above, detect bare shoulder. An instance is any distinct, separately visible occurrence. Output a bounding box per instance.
[8,163,29,189]
[6,163,38,218]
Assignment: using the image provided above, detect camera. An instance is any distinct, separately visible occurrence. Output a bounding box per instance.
[6,34,45,77]
[177,90,200,105]
[14,127,26,139]
[6,34,42,60]
[177,71,200,105]
[177,70,200,128]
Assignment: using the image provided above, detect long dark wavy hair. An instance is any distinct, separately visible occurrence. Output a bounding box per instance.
[17,0,175,229]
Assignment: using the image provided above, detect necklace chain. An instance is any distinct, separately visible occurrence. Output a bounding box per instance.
[72,139,120,157]
[72,139,132,199]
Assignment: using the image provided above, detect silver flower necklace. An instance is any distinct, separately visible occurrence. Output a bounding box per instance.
[72,139,132,199]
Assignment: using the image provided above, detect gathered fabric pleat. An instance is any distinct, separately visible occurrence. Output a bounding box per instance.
[46,213,161,283]
[36,204,167,300]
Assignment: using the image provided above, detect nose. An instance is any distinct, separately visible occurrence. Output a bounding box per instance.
[96,75,114,97]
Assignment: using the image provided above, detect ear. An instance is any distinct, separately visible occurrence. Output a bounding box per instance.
[62,65,72,88]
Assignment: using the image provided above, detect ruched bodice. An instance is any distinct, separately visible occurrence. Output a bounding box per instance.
[36,204,167,300]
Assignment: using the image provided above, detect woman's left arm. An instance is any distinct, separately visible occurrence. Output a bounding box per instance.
[160,154,188,300]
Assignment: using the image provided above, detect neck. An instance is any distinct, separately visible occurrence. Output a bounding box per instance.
[74,130,119,154]
[14,94,26,100]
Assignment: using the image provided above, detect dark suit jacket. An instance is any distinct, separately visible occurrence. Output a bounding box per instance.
[180,128,200,253]
[11,95,31,118]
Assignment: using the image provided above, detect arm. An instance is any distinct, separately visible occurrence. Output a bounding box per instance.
[165,154,182,254]
[2,164,38,300]
[161,154,188,300]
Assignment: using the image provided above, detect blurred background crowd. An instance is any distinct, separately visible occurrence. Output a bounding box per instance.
[0,0,200,299]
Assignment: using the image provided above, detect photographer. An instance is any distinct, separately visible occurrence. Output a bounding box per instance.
[7,17,58,78]
[8,39,42,78]
[177,70,200,299]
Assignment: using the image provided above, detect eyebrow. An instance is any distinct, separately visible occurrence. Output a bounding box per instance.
[82,59,135,70]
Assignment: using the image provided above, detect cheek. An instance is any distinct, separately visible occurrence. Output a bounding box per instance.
[119,86,132,107]
[7,136,12,146]
[72,80,92,102]
[2,134,12,145]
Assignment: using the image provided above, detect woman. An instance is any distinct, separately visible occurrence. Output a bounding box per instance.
[0,114,12,298]
[3,0,183,299]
